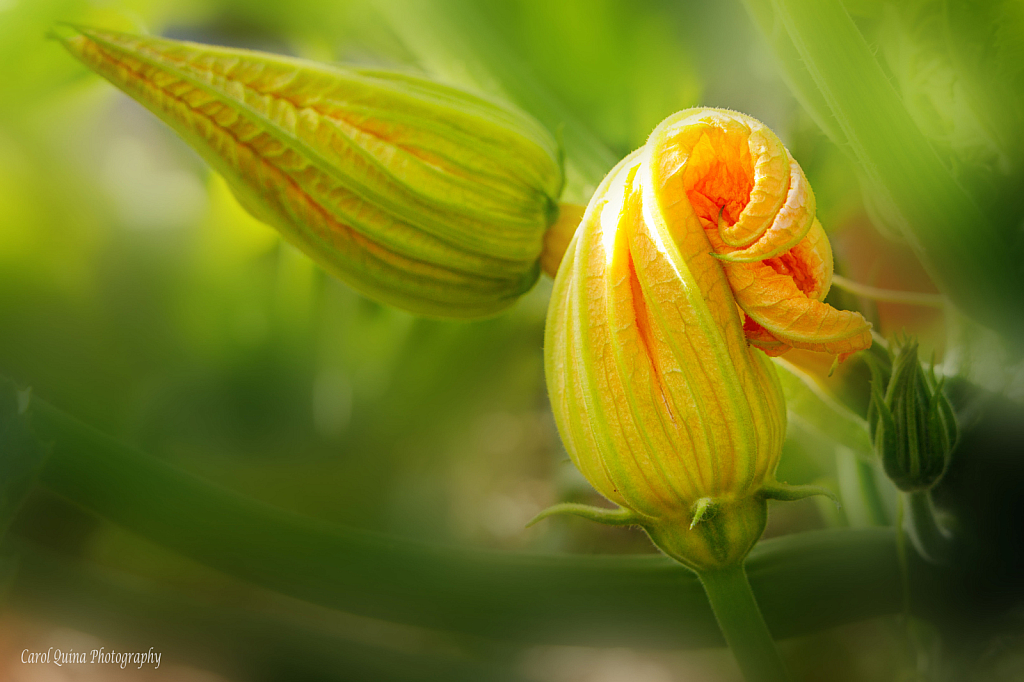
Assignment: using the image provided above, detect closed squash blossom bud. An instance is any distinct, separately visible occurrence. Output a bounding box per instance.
[57,26,563,318]
[868,337,957,493]
[542,109,870,572]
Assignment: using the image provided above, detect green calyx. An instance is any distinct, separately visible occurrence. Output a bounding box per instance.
[866,336,958,493]
[645,496,768,573]
[531,482,836,573]
[55,26,564,319]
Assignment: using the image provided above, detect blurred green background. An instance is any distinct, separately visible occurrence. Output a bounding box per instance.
[2,0,1023,680]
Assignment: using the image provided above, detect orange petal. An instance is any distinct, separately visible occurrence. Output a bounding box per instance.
[722,221,872,355]
[716,154,815,263]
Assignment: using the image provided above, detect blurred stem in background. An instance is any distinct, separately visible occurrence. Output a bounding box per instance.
[0,384,50,540]
[902,490,953,567]
[0,377,932,649]
[8,540,528,682]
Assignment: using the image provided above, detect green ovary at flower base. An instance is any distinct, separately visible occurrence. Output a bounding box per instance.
[56,26,564,319]
[541,108,873,681]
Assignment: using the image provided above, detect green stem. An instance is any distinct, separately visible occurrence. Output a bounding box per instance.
[857,458,891,527]
[894,496,925,676]
[829,275,946,309]
[895,495,911,616]
[7,539,528,682]
[698,563,791,682]
[902,491,953,565]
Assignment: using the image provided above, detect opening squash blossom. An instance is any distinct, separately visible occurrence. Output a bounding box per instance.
[543,109,872,571]
[57,27,563,319]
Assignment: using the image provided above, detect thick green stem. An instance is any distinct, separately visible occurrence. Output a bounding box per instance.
[902,491,953,565]
[698,563,792,682]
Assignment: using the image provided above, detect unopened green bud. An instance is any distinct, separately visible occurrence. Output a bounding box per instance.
[868,337,957,492]
[56,26,564,318]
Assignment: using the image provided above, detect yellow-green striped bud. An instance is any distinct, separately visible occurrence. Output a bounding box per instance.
[539,109,845,572]
[868,337,957,493]
[56,26,563,318]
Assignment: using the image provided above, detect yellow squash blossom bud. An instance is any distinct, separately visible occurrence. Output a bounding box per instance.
[56,26,563,318]
[541,108,871,572]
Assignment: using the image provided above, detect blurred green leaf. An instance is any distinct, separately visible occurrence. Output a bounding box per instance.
[472,0,703,154]
[375,0,619,201]
[26,392,937,647]
[774,358,873,459]
[835,446,891,528]
[866,1,1024,242]
[10,540,527,682]
[0,378,51,539]
[743,0,1022,337]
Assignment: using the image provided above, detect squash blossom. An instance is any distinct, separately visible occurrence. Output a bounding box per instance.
[542,108,871,572]
[56,26,563,318]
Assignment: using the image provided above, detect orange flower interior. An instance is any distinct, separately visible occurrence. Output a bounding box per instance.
[668,111,871,358]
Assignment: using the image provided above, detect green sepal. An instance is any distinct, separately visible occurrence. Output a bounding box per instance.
[760,481,841,509]
[871,388,898,464]
[865,350,898,458]
[526,503,640,528]
[862,349,892,443]
[690,497,716,529]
